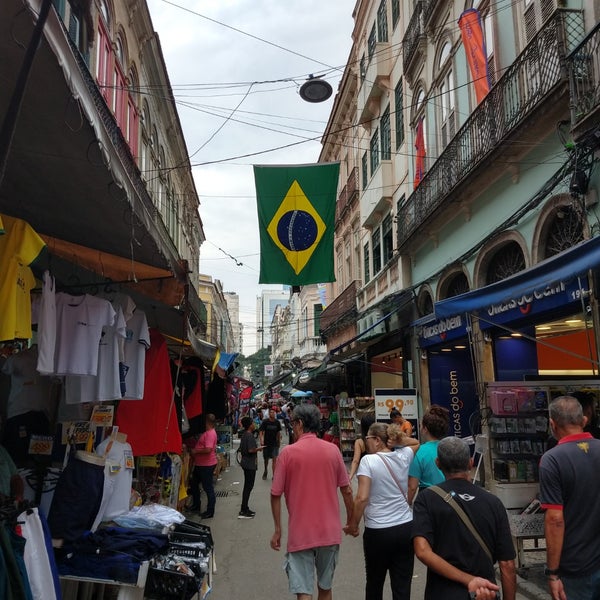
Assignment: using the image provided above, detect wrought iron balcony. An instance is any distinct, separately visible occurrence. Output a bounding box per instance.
[566,20,600,140]
[397,9,585,251]
[320,280,359,333]
[335,167,359,224]
[402,2,425,73]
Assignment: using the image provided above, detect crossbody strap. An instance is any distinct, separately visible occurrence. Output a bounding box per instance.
[429,485,493,562]
[377,453,409,504]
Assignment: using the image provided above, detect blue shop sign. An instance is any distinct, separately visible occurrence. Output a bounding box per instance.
[418,314,468,348]
[478,279,589,330]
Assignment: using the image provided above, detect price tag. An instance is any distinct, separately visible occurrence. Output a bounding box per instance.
[28,435,54,456]
[90,405,114,427]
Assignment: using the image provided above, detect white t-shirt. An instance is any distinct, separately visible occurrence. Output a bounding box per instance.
[64,305,127,403]
[53,293,115,376]
[94,437,134,524]
[121,310,150,400]
[356,447,414,528]
[35,270,56,375]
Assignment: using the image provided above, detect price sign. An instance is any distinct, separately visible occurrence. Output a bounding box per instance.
[28,435,54,456]
[374,388,418,422]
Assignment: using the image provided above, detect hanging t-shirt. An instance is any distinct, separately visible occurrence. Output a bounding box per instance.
[53,293,115,376]
[1,346,54,418]
[35,270,57,375]
[0,214,46,342]
[121,310,150,400]
[115,329,181,456]
[64,305,127,402]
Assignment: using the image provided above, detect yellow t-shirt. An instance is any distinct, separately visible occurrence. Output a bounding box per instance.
[0,214,46,341]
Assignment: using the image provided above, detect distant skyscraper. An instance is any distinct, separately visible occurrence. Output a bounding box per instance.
[224,292,241,353]
[256,288,290,350]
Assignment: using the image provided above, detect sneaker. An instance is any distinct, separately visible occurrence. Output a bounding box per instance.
[246,509,256,516]
[200,512,214,519]
[238,511,254,519]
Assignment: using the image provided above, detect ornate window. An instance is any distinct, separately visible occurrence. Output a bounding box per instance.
[485,242,526,284]
[445,273,470,298]
[543,206,584,258]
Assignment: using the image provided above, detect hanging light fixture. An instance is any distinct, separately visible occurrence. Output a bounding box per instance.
[299,75,333,103]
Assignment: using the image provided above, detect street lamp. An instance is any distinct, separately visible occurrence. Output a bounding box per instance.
[299,75,333,103]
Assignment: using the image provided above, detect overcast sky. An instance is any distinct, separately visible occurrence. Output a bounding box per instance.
[145,0,354,354]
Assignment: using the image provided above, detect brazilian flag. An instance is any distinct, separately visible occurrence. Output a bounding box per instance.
[254,163,340,285]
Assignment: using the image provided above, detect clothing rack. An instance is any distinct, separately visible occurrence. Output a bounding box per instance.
[31,275,177,294]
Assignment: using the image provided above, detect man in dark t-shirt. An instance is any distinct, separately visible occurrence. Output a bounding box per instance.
[259,408,282,480]
[413,437,516,600]
[539,395,600,600]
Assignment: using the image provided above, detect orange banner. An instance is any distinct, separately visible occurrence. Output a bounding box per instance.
[458,9,490,104]
[414,118,426,189]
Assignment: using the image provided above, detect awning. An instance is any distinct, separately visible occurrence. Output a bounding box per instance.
[434,236,600,318]
[328,290,413,357]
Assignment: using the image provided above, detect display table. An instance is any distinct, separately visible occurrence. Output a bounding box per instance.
[60,561,149,600]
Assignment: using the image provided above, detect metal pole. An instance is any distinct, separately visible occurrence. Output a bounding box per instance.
[0,0,54,189]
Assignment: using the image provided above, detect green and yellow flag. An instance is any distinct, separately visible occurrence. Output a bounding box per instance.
[254,163,340,285]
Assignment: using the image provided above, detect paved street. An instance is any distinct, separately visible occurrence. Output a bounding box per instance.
[188,439,537,599]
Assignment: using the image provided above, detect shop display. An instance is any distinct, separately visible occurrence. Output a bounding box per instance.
[338,395,356,457]
[485,380,600,508]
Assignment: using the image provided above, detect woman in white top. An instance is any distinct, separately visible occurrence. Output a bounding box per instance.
[345,422,419,600]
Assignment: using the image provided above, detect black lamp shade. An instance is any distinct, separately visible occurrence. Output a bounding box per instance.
[299,78,333,103]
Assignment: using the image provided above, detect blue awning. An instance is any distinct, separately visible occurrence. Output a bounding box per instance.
[434,236,600,319]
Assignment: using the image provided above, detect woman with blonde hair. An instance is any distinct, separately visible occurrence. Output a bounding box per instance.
[345,422,419,600]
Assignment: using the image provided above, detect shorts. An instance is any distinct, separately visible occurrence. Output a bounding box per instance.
[283,545,339,595]
[264,446,280,460]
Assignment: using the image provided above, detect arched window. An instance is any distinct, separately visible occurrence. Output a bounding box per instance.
[96,1,112,102]
[126,66,140,157]
[436,40,455,150]
[412,88,427,188]
[445,272,469,298]
[485,242,526,284]
[543,206,584,259]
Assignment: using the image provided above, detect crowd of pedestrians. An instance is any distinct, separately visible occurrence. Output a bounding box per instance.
[188,393,599,600]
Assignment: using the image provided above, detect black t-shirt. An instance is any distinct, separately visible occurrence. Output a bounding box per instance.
[239,430,258,470]
[412,478,515,600]
[259,418,281,447]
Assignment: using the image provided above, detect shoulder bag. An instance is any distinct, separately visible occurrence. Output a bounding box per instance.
[377,452,409,505]
[428,485,493,563]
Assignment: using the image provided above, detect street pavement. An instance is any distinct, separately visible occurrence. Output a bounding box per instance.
[187,438,542,599]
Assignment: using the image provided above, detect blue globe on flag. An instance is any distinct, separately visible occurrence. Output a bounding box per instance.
[276,210,318,252]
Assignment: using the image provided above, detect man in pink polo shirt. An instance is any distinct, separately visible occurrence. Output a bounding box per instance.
[270,403,353,600]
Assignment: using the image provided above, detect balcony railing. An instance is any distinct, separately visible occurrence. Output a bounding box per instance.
[335,167,359,223]
[320,280,359,332]
[403,2,424,72]
[566,19,600,134]
[397,9,584,250]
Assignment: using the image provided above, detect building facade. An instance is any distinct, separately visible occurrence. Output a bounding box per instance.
[320,0,600,421]
[1,0,207,338]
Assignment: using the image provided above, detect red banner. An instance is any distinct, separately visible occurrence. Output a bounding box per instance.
[458,9,491,104]
[414,118,426,189]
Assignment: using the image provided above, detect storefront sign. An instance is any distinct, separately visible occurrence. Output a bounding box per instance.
[479,279,589,329]
[374,388,418,423]
[418,314,468,347]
